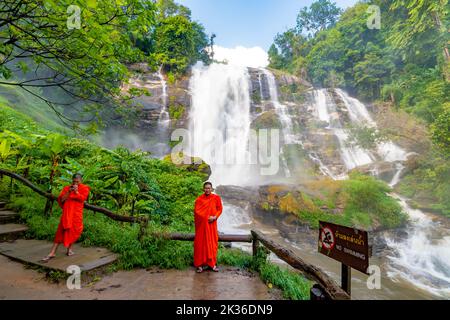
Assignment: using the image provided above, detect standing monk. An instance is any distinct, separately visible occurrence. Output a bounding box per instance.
[42,173,90,261]
[194,181,223,273]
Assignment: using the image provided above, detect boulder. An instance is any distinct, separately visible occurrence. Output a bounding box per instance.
[163,153,211,180]
[250,111,282,130]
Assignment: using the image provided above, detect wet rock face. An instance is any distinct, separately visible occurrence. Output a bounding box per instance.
[122,63,191,130]
[351,161,400,183]
[248,67,271,103]
[166,85,191,129]
[215,185,258,203]
[216,184,324,218]
[250,110,282,130]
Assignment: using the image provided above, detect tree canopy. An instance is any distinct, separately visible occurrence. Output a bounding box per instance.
[0,0,155,107]
[0,0,211,128]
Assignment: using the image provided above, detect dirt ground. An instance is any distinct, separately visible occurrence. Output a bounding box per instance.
[0,255,282,300]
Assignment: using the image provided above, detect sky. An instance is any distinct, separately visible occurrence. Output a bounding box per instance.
[178,0,358,51]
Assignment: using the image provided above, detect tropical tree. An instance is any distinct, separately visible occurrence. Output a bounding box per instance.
[153,15,209,75]
[296,0,343,37]
[0,0,156,124]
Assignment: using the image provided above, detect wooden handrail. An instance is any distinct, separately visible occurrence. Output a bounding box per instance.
[152,232,252,242]
[0,168,146,224]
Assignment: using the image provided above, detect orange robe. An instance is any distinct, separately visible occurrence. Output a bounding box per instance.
[193,193,223,268]
[54,184,90,247]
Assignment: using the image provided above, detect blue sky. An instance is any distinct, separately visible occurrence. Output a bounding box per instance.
[178,0,359,51]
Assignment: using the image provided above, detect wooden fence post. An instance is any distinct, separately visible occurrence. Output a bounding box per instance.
[252,233,259,257]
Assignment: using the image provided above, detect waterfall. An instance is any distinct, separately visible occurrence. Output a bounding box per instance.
[389,163,404,187]
[157,66,170,127]
[310,89,374,171]
[386,153,450,298]
[261,69,295,144]
[184,61,449,297]
[312,89,331,124]
[258,72,265,105]
[335,89,409,163]
[187,62,252,186]
[335,88,376,126]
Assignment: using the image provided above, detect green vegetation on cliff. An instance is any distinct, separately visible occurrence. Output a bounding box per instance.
[259,173,406,230]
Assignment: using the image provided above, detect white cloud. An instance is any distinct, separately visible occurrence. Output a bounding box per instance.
[211,45,269,68]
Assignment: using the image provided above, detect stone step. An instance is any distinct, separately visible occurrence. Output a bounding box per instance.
[0,239,117,272]
[0,224,28,241]
[0,211,20,224]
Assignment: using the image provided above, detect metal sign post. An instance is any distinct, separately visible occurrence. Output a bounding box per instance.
[341,264,351,295]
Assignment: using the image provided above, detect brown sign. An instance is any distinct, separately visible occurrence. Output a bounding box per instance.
[318,221,369,274]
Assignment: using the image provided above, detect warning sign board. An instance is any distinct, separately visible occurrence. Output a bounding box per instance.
[318,221,369,274]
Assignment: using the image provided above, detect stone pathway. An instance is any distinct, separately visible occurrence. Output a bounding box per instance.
[0,255,280,300]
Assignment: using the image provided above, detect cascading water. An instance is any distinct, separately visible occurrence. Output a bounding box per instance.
[187,62,252,186]
[384,163,450,298]
[261,69,295,144]
[310,89,374,172]
[260,69,294,178]
[386,195,450,298]
[157,66,170,128]
[312,89,331,124]
[335,88,409,163]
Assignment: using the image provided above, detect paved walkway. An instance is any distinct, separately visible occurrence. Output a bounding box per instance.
[0,255,280,300]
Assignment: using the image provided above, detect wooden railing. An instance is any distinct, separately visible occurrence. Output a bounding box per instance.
[1,168,349,300]
[0,169,147,224]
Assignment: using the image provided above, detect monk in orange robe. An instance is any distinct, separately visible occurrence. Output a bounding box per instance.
[42,173,90,261]
[194,181,223,273]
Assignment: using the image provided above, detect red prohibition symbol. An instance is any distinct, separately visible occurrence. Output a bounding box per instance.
[320,226,335,250]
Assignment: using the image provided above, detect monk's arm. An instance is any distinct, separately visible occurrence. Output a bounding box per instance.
[57,186,70,208]
[213,196,223,220]
[68,187,89,202]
